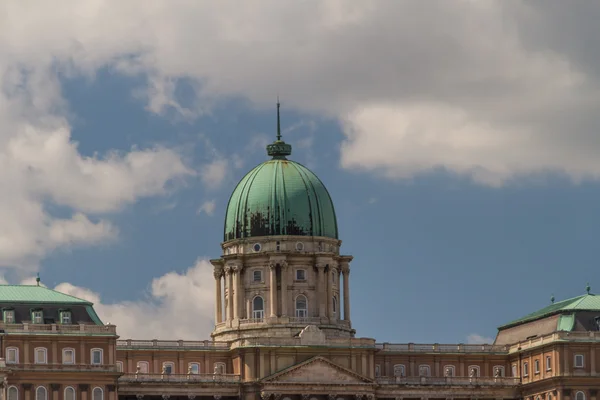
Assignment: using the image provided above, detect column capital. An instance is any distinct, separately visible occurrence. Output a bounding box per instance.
[341,263,350,274]
[269,263,277,270]
[224,265,232,274]
[213,269,223,280]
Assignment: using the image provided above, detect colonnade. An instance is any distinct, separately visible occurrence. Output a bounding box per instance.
[213,260,351,325]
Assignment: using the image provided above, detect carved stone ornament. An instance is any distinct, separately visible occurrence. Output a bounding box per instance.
[260,393,270,400]
[161,395,170,400]
[273,394,282,400]
[187,395,195,400]
[136,395,143,400]
[224,266,232,274]
[213,270,222,280]
[269,263,276,270]
[281,260,289,269]
[50,384,61,392]
[21,384,32,391]
[328,394,337,400]
[107,385,116,393]
[366,395,375,400]
[301,395,311,400]
[355,395,364,400]
[78,385,89,392]
[590,390,598,397]
[563,390,572,396]
[213,396,222,400]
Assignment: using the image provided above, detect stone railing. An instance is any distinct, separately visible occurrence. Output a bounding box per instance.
[288,317,322,324]
[508,331,600,353]
[0,323,117,334]
[117,340,230,350]
[232,336,375,349]
[118,373,240,383]
[5,363,118,372]
[376,343,509,353]
[376,376,520,386]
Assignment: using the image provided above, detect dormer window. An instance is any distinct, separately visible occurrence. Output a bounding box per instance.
[3,309,15,324]
[60,311,71,324]
[31,310,43,324]
[296,269,306,281]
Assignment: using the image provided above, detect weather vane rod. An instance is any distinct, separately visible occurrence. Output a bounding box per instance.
[276,97,282,141]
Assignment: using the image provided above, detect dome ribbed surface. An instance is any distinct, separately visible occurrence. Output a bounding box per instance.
[224,159,338,241]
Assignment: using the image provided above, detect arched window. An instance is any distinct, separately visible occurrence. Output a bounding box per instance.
[162,362,174,374]
[252,296,264,319]
[468,365,481,377]
[575,392,586,400]
[35,386,47,400]
[295,295,308,318]
[64,387,76,400]
[214,362,226,374]
[62,348,75,364]
[137,361,149,373]
[494,365,505,377]
[418,365,430,376]
[34,347,47,364]
[444,365,456,377]
[393,364,405,377]
[92,388,103,400]
[188,362,200,374]
[8,386,18,400]
[332,297,337,316]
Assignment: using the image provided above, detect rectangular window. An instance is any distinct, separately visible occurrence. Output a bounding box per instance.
[116,361,123,372]
[512,364,517,377]
[63,349,75,364]
[60,311,71,324]
[32,311,43,324]
[6,348,18,364]
[534,359,540,374]
[253,270,262,282]
[523,362,529,377]
[546,356,552,371]
[91,349,103,365]
[35,348,47,364]
[375,364,381,377]
[574,354,584,368]
[3,310,14,323]
[296,269,306,280]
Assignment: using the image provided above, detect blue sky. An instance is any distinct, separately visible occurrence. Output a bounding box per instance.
[1,1,600,343]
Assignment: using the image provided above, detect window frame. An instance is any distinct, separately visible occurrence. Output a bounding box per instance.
[444,365,456,377]
[3,309,15,324]
[34,347,47,364]
[468,365,481,377]
[64,386,76,400]
[374,364,381,377]
[393,364,405,377]
[575,392,586,400]
[252,270,262,283]
[92,387,103,400]
[546,355,552,371]
[418,364,431,377]
[332,296,337,315]
[31,310,43,324]
[574,354,585,368]
[188,362,200,374]
[523,361,529,377]
[214,362,226,374]
[35,386,47,400]
[62,347,75,365]
[90,348,103,365]
[511,364,517,377]
[252,296,265,319]
[295,269,306,281]
[295,294,308,318]
[8,386,18,400]
[534,359,540,374]
[116,361,123,372]
[6,347,19,364]
[162,361,175,374]
[493,365,505,377]
[60,311,72,324]
[137,361,149,374]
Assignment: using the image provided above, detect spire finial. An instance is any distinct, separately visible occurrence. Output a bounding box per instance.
[277,97,282,142]
[586,282,591,294]
[266,99,292,159]
[36,273,40,286]
[550,294,555,304]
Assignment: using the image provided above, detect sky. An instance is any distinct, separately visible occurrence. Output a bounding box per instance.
[1,0,599,344]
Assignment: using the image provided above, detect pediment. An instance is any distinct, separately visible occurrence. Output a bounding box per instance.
[263,356,373,384]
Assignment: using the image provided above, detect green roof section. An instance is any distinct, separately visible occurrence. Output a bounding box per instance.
[499,292,600,330]
[557,313,575,331]
[0,285,92,305]
[224,106,338,242]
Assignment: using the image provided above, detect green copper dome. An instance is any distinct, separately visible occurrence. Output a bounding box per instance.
[224,103,338,241]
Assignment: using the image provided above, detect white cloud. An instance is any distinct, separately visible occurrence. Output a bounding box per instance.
[54,259,216,340]
[197,200,217,216]
[467,333,495,345]
[199,159,228,189]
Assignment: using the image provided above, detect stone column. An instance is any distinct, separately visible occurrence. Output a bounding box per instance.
[327,265,334,318]
[280,261,288,317]
[336,268,341,320]
[342,265,351,321]
[214,270,222,323]
[317,264,327,318]
[237,266,244,319]
[269,264,277,317]
[225,267,232,322]
[232,267,239,320]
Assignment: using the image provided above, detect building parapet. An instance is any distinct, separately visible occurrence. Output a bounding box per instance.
[118,373,240,383]
[5,364,118,372]
[231,336,375,349]
[376,376,520,386]
[0,323,117,335]
[117,339,230,350]
[507,330,600,353]
[376,343,509,353]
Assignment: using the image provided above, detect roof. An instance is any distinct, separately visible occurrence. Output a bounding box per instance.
[0,285,92,305]
[224,153,338,241]
[498,292,600,330]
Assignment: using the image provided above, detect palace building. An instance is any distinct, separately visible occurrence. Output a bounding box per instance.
[0,105,599,400]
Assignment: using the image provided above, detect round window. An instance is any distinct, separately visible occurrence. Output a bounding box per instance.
[253,243,261,252]
[295,242,304,251]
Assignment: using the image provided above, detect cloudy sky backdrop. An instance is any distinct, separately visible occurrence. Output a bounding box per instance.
[1,0,599,344]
